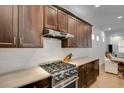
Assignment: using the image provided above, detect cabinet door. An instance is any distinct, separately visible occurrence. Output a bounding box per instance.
[76,19,84,48]
[44,6,57,30]
[78,65,86,88]
[87,25,92,48]
[85,62,94,86]
[63,15,77,48]
[19,5,43,48]
[0,6,18,47]
[89,26,92,47]
[68,15,77,48]
[58,10,68,32]
[83,24,92,48]
[93,60,99,79]
[76,19,81,48]
[81,22,86,48]
[83,23,88,48]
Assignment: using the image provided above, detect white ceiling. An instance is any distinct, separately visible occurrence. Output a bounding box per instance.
[60,5,124,33]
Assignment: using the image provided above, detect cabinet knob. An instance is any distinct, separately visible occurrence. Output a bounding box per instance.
[33,86,36,88]
[86,71,88,74]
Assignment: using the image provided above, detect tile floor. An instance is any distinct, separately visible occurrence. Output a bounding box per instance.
[90,64,124,88]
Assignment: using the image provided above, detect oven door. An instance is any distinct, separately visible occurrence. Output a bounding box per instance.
[53,76,78,88]
[63,77,78,88]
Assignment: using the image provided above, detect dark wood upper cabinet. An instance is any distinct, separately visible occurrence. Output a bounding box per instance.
[83,23,89,48]
[76,19,84,48]
[44,6,57,30]
[0,5,92,48]
[19,5,43,48]
[62,15,77,48]
[58,10,68,32]
[0,6,18,48]
[87,25,92,48]
[83,24,92,48]
[62,16,92,48]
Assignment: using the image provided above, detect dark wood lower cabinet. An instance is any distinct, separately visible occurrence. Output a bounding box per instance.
[85,62,95,87]
[78,59,99,88]
[93,60,99,79]
[78,65,87,88]
[20,60,99,88]
[20,78,50,88]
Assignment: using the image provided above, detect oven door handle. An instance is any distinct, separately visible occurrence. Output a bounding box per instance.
[61,77,79,88]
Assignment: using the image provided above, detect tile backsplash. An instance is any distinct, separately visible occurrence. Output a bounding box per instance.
[0,37,89,74]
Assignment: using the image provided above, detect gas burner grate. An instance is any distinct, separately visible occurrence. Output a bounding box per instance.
[40,61,76,74]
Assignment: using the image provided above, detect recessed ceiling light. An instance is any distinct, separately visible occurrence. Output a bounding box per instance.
[108,28,111,30]
[117,16,123,19]
[94,5,101,7]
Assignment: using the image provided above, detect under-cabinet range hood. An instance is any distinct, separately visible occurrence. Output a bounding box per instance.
[43,28,74,39]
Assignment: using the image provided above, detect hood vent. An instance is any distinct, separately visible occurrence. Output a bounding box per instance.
[43,28,74,39]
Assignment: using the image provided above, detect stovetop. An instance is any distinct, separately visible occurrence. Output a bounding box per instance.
[40,60,78,87]
[40,61,76,74]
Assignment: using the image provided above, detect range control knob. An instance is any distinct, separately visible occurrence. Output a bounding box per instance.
[65,72,69,76]
[73,70,77,73]
[70,70,75,74]
[59,75,64,79]
[55,76,59,81]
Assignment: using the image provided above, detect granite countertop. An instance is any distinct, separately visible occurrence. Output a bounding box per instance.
[0,57,99,88]
[69,57,99,67]
[0,66,50,88]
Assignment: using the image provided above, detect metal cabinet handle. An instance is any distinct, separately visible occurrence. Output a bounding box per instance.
[14,37,16,45]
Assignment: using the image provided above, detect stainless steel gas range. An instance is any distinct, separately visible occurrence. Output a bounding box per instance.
[40,61,78,88]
